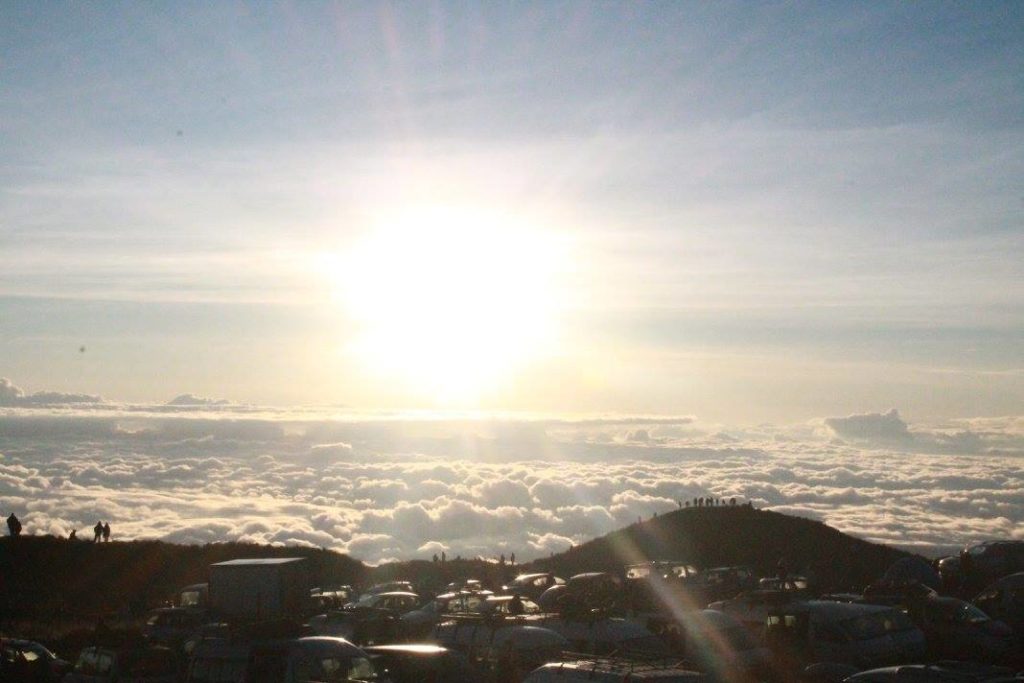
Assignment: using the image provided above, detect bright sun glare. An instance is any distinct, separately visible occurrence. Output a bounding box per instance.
[333,206,565,402]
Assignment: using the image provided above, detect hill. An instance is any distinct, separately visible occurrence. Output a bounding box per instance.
[525,505,914,591]
[0,537,368,620]
[0,506,916,625]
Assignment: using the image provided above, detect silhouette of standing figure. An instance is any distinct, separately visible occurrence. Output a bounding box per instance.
[6,513,21,537]
[102,522,111,542]
[94,521,103,542]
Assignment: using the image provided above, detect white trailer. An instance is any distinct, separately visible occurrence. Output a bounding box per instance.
[209,557,311,622]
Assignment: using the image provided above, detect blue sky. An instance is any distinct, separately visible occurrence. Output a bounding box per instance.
[1,2,1022,421]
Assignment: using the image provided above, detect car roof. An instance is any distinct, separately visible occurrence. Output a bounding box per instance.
[772,600,895,619]
[363,644,449,655]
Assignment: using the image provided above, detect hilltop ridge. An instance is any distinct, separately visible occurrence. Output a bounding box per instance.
[525,505,912,591]
[0,506,914,623]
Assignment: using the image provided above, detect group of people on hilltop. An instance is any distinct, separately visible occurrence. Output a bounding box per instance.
[4,512,112,542]
[93,520,111,542]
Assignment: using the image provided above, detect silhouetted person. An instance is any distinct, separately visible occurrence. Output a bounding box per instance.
[69,529,77,540]
[510,552,515,566]
[730,497,737,506]
[102,522,110,542]
[6,513,21,537]
[433,553,439,563]
[509,593,525,615]
[441,551,446,563]
[94,520,103,542]
[776,557,790,581]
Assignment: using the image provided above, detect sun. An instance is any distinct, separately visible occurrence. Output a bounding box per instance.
[332,206,566,403]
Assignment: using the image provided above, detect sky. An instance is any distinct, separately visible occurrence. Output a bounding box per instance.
[1,3,1023,560]
[2,2,1023,421]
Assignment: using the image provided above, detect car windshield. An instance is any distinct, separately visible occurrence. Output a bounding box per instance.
[181,590,203,607]
[23,643,55,660]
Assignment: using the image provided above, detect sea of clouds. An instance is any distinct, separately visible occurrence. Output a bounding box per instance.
[2,378,1022,564]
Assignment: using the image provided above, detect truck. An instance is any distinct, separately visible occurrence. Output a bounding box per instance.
[208,557,311,622]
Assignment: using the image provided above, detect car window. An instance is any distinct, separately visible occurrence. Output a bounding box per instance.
[881,610,916,632]
[76,648,98,674]
[843,615,887,640]
[815,622,846,643]
[956,603,990,623]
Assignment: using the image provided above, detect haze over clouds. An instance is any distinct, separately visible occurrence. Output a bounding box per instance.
[2,380,1021,564]
[1,3,1021,421]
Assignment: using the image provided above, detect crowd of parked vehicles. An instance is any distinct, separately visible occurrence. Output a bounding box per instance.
[3,540,1024,682]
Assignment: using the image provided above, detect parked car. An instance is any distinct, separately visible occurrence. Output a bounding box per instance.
[974,572,1024,639]
[350,591,421,614]
[523,656,707,682]
[185,635,378,683]
[696,567,759,605]
[433,621,567,682]
[502,573,565,601]
[960,542,1024,591]
[177,584,209,611]
[62,645,179,683]
[184,641,249,683]
[760,601,926,674]
[401,591,491,637]
[643,609,770,682]
[541,616,666,656]
[474,595,545,617]
[310,585,353,612]
[845,661,1024,682]
[362,644,480,683]
[537,573,622,616]
[353,581,414,603]
[141,607,209,649]
[311,590,422,643]
[0,638,69,683]
[909,596,1015,664]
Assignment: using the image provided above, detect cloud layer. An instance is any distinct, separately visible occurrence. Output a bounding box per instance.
[1,398,1022,564]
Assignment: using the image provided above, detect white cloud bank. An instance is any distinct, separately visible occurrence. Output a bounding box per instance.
[0,377,104,406]
[1,392,1022,563]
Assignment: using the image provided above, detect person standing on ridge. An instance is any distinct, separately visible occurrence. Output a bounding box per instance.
[102,522,111,542]
[94,520,103,542]
[6,513,21,537]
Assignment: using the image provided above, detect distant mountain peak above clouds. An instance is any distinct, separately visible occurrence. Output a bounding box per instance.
[166,393,231,406]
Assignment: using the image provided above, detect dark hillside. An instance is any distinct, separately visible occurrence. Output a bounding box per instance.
[526,506,914,591]
[0,537,367,621]
[1,507,916,627]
